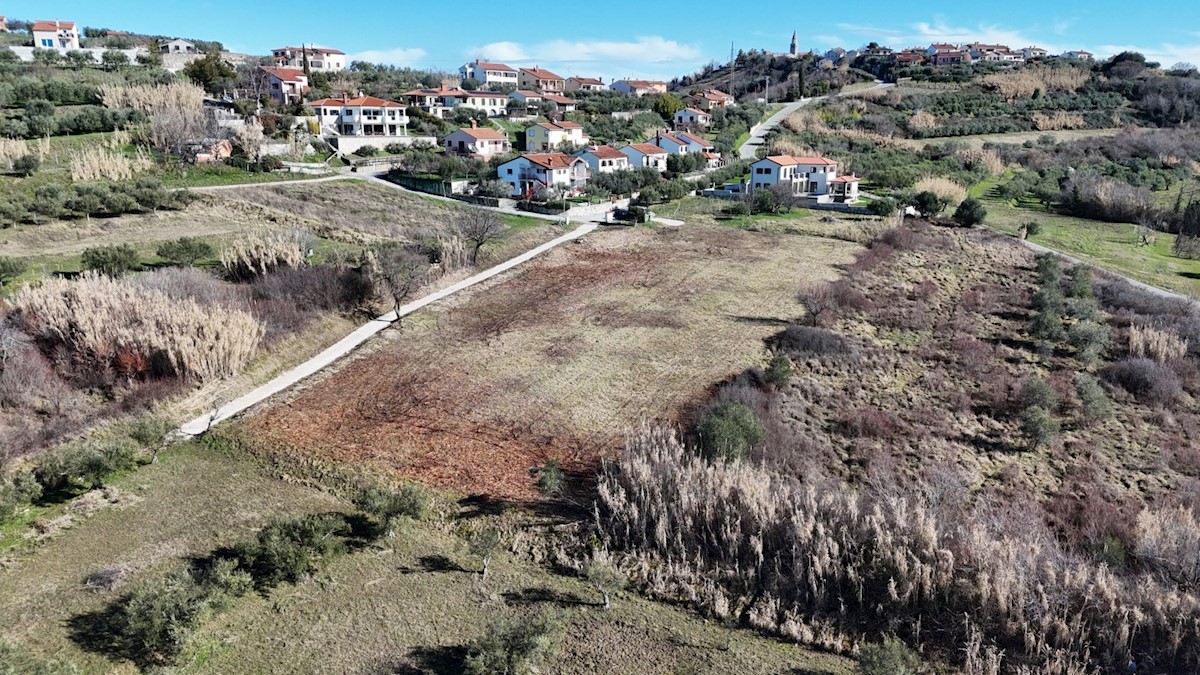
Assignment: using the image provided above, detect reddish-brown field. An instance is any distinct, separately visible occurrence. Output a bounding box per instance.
[245,223,861,499]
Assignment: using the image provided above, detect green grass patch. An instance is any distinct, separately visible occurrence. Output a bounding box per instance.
[159,165,331,188]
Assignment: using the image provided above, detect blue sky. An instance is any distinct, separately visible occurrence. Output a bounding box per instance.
[11,1,1200,80]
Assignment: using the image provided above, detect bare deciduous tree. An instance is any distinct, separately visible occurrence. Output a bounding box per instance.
[454,209,508,265]
[373,247,429,322]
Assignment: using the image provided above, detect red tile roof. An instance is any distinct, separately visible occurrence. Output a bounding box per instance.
[585,145,628,160]
[618,80,666,89]
[307,95,405,108]
[474,61,516,72]
[675,131,712,147]
[544,94,577,105]
[260,67,308,83]
[625,143,668,155]
[513,90,543,98]
[32,20,76,31]
[678,107,709,116]
[521,67,564,81]
[523,152,579,169]
[655,133,688,147]
[569,77,604,85]
[833,175,860,183]
[454,127,508,140]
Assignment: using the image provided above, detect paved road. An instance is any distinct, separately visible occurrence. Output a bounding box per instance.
[1016,237,1194,303]
[177,220,601,436]
[738,82,893,161]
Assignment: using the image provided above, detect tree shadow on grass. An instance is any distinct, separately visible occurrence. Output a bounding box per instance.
[502,585,595,607]
[377,645,470,675]
[397,554,469,575]
[66,600,148,669]
[728,314,793,326]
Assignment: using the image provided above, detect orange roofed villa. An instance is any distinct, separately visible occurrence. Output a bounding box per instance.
[748,155,861,203]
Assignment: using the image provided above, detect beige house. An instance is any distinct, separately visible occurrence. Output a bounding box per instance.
[260,66,309,105]
[611,79,667,96]
[32,20,79,49]
[443,124,512,159]
[518,67,565,92]
[566,76,605,92]
[525,121,588,152]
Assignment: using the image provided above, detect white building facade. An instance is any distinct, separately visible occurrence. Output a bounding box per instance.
[497,153,589,197]
[32,20,79,49]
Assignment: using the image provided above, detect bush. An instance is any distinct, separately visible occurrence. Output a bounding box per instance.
[156,237,214,266]
[1075,373,1112,424]
[1067,266,1093,298]
[1031,308,1064,341]
[1102,357,1183,406]
[1020,405,1060,449]
[764,353,792,388]
[695,401,765,462]
[952,197,987,227]
[81,244,140,277]
[353,483,429,536]
[465,616,561,675]
[1067,320,1110,364]
[775,325,851,357]
[1035,254,1061,284]
[867,197,898,218]
[0,256,26,287]
[231,513,348,589]
[727,200,751,216]
[119,569,234,664]
[12,154,39,177]
[33,438,140,494]
[353,145,379,157]
[751,188,777,214]
[911,190,949,218]
[1019,376,1058,411]
[0,469,42,522]
[857,636,921,675]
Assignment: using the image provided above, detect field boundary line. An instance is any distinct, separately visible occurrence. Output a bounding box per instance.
[177,221,600,436]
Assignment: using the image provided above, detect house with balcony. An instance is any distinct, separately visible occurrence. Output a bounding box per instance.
[687,88,735,111]
[575,145,631,175]
[932,51,972,66]
[32,20,79,49]
[307,94,410,136]
[1021,46,1050,60]
[526,121,588,152]
[272,46,346,72]
[611,79,668,96]
[673,107,711,129]
[459,60,519,88]
[619,143,668,172]
[566,76,605,92]
[749,155,859,203]
[443,124,512,159]
[518,67,565,92]
[260,66,309,105]
[543,93,578,113]
[497,153,588,198]
[402,86,508,118]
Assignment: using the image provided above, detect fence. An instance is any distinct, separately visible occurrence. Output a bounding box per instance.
[381,173,469,197]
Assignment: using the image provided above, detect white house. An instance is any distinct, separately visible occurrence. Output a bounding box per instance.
[670,131,715,155]
[443,124,512,159]
[575,145,631,175]
[1063,50,1094,60]
[620,143,668,172]
[260,66,309,105]
[566,76,605,92]
[497,153,588,198]
[307,94,410,137]
[748,155,859,202]
[610,79,667,96]
[1021,46,1050,60]
[159,38,196,54]
[525,121,588,152]
[403,86,508,118]
[518,67,565,92]
[459,60,519,88]
[673,107,711,129]
[272,46,346,72]
[926,43,958,56]
[32,20,79,50]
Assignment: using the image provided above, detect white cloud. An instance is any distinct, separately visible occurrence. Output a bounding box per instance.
[834,23,902,37]
[348,47,427,67]
[465,36,703,81]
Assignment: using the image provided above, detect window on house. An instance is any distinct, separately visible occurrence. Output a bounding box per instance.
[41,38,54,47]
[507,168,513,175]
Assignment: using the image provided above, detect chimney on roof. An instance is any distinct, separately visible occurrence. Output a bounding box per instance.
[470,118,477,128]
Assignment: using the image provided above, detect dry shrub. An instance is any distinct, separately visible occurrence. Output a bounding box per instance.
[598,424,1200,673]
[1136,506,1200,587]
[1101,357,1182,406]
[99,82,205,113]
[0,138,29,170]
[438,236,469,274]
[12,273,263,382]
[766,137,812,157]
[980,67,1091,100]
[69,146,154,182]
[1030,112,1087,131]
[1128,324,1188,362]
[956,148,1005,176]
[783,109,827,134]
[907,110,938,130]
[221,229,312,282]
[913,176,967,206]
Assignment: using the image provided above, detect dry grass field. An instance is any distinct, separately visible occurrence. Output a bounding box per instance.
[244,223,861,500]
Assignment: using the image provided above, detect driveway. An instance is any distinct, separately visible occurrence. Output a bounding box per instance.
[738,82,892,160]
